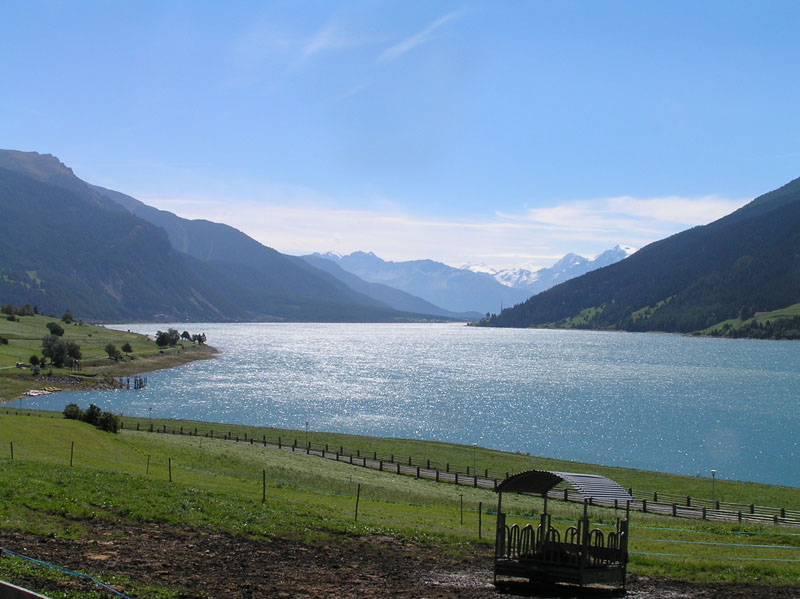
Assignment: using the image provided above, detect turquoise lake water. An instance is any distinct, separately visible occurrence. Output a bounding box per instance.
[11,323,799,488]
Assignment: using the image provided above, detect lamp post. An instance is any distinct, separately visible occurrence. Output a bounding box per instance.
[711,469,717,502]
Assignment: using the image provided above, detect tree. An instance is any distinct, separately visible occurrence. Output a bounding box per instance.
[192,333,206,345]
[121,342,133,356]
[66,341,81,361]
[42,334,68,368]
[105,343,122,361]
[46,321,65,336]
[61,310,74,324]
[181,330,191,341]
[156,329,181,347]
[29,355,39,367]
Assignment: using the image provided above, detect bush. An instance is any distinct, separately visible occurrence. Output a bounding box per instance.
[63,403,83,420]
[82,403,102,426]
[97,411,121,433]
[0,336,7,345]
[46,322,65,336]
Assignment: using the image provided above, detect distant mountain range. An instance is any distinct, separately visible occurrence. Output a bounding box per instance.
[482,176,800,333]
[313,247,634,316]
[313,251,532,316]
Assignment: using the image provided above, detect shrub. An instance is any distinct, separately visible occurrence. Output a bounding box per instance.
[82,404,102,426]
[46,322,65,336]
[63,403,83,420]
[98,411,121,433]
[0,336,7,345]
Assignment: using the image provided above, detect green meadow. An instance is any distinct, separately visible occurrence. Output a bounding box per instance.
[1,412,799,597]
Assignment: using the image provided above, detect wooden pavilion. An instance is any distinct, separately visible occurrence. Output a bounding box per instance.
[493,470,632,590]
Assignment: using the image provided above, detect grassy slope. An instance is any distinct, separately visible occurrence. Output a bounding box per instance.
[0,314,214,402]
[699,302,800,336]
[1,413,799,594]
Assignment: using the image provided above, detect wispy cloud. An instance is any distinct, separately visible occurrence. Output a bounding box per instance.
[303,23,379,57]
[378,12,461,62]
[141,190,748,271]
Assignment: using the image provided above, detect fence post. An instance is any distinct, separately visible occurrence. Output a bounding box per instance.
[702,507,707,519]
[460,495,463,525]
[478,501,482,539]
[146,454,150,475]
[416,466,420,478]
[70,441,74,467]
[436,470,440,482]
[750,504,755,514]
[427,459,430,469]
[262,469,266,503]
[354,483,361,522]
[396,463,400,474]
[10,441,13,460]
[642,499,647,513]
[168,458,172,483]
[455,472,459,485]
[672,503,677,517]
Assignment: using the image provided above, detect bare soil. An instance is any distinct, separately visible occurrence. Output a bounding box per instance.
[2,521,797,598]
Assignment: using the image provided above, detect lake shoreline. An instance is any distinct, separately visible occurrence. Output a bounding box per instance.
[0,344,217,405]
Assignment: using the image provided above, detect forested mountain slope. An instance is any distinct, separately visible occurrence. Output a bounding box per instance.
[0,150,445,322]
[482,177,800,332]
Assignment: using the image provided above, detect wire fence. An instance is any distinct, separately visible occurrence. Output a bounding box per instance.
[2,417,800,571]
[112,417,800,529]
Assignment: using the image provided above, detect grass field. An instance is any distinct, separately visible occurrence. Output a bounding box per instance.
[1,412,799,597]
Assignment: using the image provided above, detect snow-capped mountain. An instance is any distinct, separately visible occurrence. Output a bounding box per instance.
[462,245,637,295]
[315,251,532,315]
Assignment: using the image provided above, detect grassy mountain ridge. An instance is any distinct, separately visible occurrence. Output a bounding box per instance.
[483,176,800,332]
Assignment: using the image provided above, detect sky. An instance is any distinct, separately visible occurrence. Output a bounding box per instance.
[2,1,799,270]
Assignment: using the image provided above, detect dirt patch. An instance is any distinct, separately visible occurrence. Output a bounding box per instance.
[1,522,797,598]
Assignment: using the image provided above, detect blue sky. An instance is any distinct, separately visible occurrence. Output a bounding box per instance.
[2,1,799,269]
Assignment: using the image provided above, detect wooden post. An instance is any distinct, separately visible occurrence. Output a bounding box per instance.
[478,501,482,539]
[396,463,400,474]
[262,469,266,503]
[436,470,440,482]
[354,483,361,522]
[460,495,463,524]
[146,454,150,475]
[672,503,677,517]
[168,458,172,483]
[416,466,420,478]
[642,499,647,513]
[10,441,13,460]
[70,441,74,467]
[455,472,459,485]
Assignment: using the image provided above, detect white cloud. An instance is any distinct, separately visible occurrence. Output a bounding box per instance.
[141,190,747,271]
[378,12,461,62]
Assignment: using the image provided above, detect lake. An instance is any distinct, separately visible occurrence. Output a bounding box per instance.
[11,323,799,488]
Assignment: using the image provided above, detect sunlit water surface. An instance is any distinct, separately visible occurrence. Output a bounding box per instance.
[12,323,799,487]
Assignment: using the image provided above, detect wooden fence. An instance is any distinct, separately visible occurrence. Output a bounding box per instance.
[119,420,800,528]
